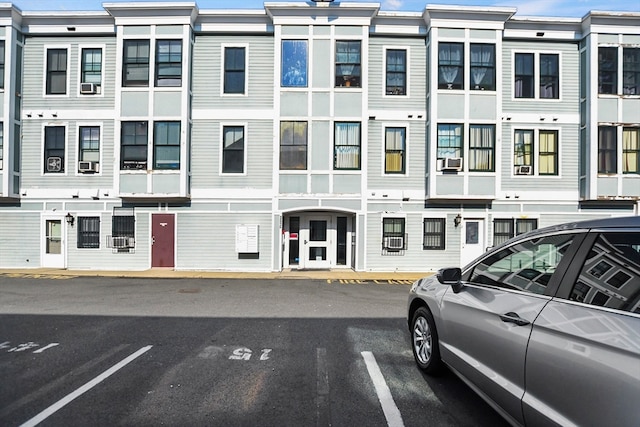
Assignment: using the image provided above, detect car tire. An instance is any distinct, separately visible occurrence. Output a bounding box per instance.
[411,306,443,374]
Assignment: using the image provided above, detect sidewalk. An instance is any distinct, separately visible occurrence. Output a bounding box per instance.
[0,268,432,282]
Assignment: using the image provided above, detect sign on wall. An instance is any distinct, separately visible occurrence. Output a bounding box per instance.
[236,224,259,253]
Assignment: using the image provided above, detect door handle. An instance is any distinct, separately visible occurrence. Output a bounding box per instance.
[499,312,530,326]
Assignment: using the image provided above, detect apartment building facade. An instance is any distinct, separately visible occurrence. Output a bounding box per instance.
[0,1,638,273]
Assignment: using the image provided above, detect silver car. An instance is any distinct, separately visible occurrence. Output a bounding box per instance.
[408,216,640,426]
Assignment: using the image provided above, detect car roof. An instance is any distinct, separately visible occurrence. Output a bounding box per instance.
[523,215,640,239]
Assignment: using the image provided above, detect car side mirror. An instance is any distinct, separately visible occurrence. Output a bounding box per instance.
[436,267,463,293]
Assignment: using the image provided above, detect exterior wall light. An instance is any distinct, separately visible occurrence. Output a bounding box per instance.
[454,214,462,228]
[66,212,75,226]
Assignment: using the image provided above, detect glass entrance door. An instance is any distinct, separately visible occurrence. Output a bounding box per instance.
[42,217,65,268]
[304,216,332,269]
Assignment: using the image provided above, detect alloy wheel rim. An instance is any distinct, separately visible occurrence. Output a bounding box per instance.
[413,316,432,364]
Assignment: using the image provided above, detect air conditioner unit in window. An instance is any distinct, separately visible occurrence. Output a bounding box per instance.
[385,236,404,250]
[78,161,98,173]
[80,83,97,94]
[47,157,62,172]
[515,165,532,175]
[441,157,463,171]
[112,236,135,249]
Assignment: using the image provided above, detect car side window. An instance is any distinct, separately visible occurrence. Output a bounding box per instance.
[570,232,640,314]
[469,234,575,294]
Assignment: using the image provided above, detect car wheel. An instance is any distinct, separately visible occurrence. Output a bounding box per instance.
[411,306,443,374]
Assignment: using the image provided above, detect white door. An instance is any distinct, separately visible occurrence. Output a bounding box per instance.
[42,216,66,268]
[460,218,485,267]
[302,216,332,269]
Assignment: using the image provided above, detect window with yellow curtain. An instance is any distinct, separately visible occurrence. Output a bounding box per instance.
[623,127,639,174]
[385,127,405,174]
[539,130,558,175]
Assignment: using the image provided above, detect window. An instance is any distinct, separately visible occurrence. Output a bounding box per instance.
[471,233,575,294]
[0,41,5,89]
[623,48,640,95]
[77,217,100,249]
[334,122,360,170]
[382,218,405,252]
[571,232,640,313]
[493,218,538,247]
[386,49,406,95]
[469,125,495,172]
[224,47,245,94]
[154,121,180,170]
[385,127,405,174]
[335,41,361,88]
[155,40,182,87]
[599,47,617,94]
[514,129,558,176]
[515,53,534,98]
[46,48,67,95]
[515,52,559,99]
[438,42,463,89]
[281,40,308,87]
[539,130,558,175]
[280,121,307,170]
[81,48,102,89]
[123,40,150,87]
[121,121,148,170]
[423,218,445,250]
[623,127,640,174]
[470,44,495,91]
[540,54,559,99]
[222,126,245,173]
[598,126,617,174]
[111,207,135,251]
[437,124,463,160]
[79,126,100,165]
[44,126,65,173]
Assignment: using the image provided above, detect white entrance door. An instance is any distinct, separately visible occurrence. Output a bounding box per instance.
[302,216,332,269]
[42,216,66,268]
[460,218,485,268]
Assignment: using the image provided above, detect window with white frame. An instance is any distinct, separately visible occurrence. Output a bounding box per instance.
[437,124,463,165]
[470,43,495,91]
[121,121,148,170]
[0,123,3,169]
[599,126,640,174]
[382,217,406,252]
[602,46,640,95]
[386,49,406,95]
[334,122,361,170]
[469,125,495,172]
[224,46,246,94]
[385,127,405,174]
[514,129,558,176]
[111,207,135,251]
[280,121,307,170]
[123,40,149,87]
[438,42,463,89]
[514,52,559,99]
[623,48,640,95]
[81,48,102,92]
[335,41,361,88]
[77,217,100,249]
[156,40,182,87]
[423,218,445,250]
[281,40,308,87]
[78,126,100,167]
[493,218,538,247]
[222,125,245,173]
[153,121,180,170]
[44,126,65,174]
[46,48,67,95]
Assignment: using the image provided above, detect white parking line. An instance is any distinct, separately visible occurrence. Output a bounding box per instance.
[361,351,405,427]
[19,345,153,427]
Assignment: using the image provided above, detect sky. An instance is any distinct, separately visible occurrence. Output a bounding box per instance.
[11,0,640,18]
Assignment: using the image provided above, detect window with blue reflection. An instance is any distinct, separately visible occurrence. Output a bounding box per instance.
[281,40,308,87]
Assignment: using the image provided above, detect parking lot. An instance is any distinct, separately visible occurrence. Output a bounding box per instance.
[0,276,507,427]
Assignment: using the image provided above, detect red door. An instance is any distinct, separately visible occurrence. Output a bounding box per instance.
[152,214,175,268]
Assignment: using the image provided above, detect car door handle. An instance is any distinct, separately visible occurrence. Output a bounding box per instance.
[499,312,530,326]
